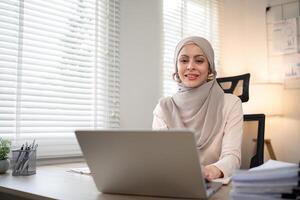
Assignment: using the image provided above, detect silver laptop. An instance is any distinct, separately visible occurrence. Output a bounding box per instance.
[75,130,222,199]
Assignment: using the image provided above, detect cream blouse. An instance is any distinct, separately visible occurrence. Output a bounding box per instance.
[152,93,243,178]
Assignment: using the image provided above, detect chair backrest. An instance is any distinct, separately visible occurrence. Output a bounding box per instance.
[242,114,265,169]
[217,73,265,169]
[216,73,250,102]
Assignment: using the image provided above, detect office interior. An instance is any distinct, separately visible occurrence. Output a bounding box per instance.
[120,0,300,164]
[0,0,299,164]
[0,0,299,199]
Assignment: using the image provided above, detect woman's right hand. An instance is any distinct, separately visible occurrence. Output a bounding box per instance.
[202,165,223,181]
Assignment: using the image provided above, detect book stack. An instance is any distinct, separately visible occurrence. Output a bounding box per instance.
[231,160,300,200]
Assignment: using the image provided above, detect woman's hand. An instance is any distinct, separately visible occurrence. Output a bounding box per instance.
[203,165,223,181]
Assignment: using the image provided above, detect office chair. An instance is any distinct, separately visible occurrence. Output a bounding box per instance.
[242,114,265,169]
[216,73,250,102]
[216,73,265,168]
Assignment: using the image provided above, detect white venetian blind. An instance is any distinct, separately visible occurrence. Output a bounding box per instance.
[0,0,120,158]
[162,0,222,96]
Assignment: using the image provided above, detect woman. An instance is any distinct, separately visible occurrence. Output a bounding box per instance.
[152,36,243,181]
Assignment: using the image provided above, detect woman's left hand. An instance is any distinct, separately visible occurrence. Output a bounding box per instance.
[203,165,223,181]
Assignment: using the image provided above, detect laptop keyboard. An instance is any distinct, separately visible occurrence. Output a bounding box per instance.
[205,180,212,189]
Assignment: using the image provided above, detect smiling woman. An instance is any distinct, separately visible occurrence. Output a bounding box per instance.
[153,36,243,181]
[177,43,210,88]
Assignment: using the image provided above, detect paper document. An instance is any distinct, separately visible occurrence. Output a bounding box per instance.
[231,159,299,198]
[232,160,299,181]
[213,177,231,185]
[68,167,91,175]
[250,159,298,171]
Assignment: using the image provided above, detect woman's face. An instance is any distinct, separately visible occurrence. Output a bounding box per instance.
[177,43,210,88]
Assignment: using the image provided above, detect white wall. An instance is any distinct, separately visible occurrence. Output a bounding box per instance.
[222,0,300,163]
[119,0,162,129]
[221,0,269,81]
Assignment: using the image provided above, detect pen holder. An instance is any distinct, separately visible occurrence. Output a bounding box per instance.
[11,149,36,176]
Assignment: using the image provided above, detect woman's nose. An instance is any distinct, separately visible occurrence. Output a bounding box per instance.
[186,61,195,70]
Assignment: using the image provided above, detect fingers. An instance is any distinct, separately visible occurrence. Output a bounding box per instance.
[202,167,213,181]
[203,165,222,181]
[205,172,213,181]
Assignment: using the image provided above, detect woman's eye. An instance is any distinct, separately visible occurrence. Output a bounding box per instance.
[196,60,204,64]
[180,59,188,63]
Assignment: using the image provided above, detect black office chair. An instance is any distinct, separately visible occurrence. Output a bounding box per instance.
[243,114,265,168]
[216,73,265,168]
[216,73,250,102]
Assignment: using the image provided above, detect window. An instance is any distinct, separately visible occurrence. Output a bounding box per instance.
[0,0,120,158]
[162,0,222,96]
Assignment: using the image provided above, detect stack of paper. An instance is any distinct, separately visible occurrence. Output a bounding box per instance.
[231,160,299,200]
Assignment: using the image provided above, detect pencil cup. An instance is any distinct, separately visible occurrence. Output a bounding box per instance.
[11,149,36,176]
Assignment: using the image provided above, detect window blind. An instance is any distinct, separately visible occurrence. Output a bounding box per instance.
[162,0,222,96]
[0,0,120,158]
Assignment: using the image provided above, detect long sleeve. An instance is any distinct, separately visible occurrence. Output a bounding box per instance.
[212,96,243,178]
[152,104,168,130]
[152,115,168,130]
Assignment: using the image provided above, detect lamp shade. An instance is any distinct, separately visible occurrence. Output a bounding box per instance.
[243,83,283,116]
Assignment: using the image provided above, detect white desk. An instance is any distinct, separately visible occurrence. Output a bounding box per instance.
[0,163,231,200]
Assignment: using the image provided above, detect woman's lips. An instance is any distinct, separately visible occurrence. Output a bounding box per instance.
[185,74,199,80]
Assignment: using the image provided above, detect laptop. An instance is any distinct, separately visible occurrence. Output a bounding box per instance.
[75,130,222,199]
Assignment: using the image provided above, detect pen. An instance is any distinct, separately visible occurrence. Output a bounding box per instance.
[20,157,30,174]
[15,150,26,172]
[30,139,35,150]
[15,144,24,164]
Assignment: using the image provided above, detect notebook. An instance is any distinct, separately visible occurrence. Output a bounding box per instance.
[75,129,222,199]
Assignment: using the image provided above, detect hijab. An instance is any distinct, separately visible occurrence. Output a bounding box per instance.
[156,36,225,150]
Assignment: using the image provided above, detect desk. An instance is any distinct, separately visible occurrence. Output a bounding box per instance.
[0,163,231,200]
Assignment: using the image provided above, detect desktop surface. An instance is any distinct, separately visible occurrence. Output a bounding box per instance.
[0,162,231,200]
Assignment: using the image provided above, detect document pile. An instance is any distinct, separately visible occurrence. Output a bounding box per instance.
[231,160,300,200]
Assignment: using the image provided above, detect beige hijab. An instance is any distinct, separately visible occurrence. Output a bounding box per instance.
[156,36,224,150]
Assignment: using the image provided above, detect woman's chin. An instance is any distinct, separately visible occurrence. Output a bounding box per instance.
[183,80,205,88]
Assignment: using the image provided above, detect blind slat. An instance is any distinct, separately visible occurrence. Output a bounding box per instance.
[0,0,120,158]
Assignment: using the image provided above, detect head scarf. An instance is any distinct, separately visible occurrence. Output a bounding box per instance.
[174,36,217,76]
[155,36,224,150]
